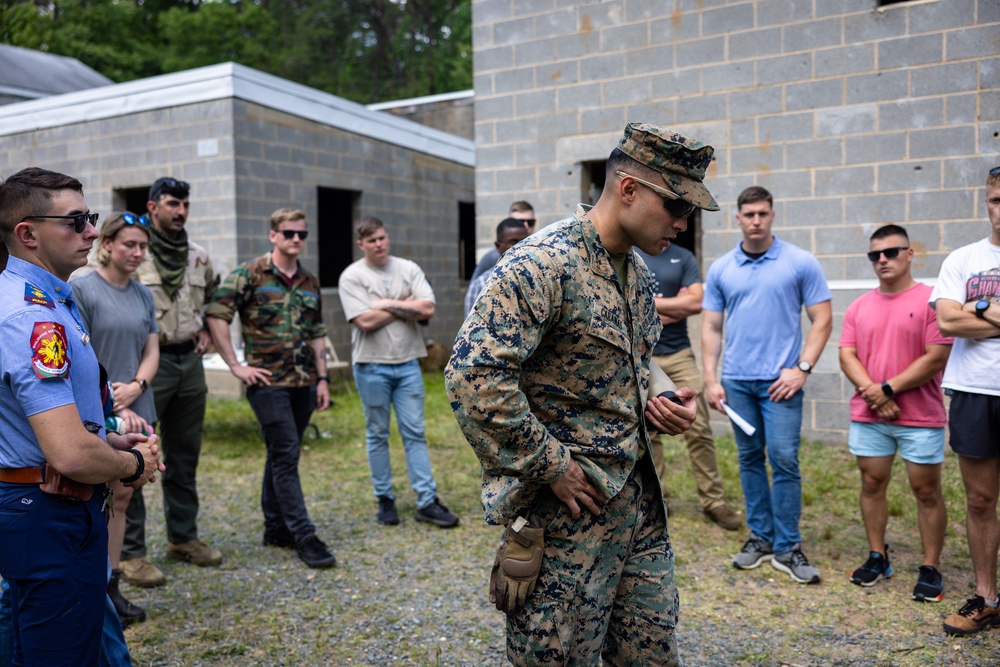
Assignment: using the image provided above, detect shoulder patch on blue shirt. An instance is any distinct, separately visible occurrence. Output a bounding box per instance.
[24,283,55,309]
[30,321,70,379]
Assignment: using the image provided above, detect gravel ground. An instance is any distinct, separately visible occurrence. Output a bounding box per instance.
[121,394,1000,667]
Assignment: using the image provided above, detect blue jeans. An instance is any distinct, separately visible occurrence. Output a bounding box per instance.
[246,385,318,542]
[353,360,438,509]
[722,379,804,555]
[0,578,132,667]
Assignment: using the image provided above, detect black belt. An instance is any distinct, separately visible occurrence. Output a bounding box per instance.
[161,339,196,355]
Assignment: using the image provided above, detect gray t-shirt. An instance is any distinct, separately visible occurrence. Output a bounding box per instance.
[338,256,434,365]
[636,244,701,356]
[70,270,159,423]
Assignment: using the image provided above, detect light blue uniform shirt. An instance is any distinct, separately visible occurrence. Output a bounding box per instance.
[703,237,831,381]
[0,257,104,468]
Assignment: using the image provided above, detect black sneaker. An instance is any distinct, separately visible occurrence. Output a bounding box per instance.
[295,535,336,568]
[262,527,296,549]
[850,548,893,587]
[913,565,944,602]
[415,497,459,528]
[377,496,400,525]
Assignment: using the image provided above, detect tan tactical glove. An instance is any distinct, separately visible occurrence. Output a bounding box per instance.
[489,516,544,615]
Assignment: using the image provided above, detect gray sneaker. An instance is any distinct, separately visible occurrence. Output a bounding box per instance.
[732,535,774,569]
[771,544,821,584]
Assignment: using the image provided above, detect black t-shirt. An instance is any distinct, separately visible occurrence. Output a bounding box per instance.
[636,244,701,355]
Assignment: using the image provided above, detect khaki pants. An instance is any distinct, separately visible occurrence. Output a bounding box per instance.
[650,347,726,511]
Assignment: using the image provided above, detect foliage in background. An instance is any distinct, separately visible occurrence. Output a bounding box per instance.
[0,0,472,103]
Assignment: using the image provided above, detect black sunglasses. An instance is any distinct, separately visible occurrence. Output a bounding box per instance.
[990,166,1000,176]
[25,212,99,233]
[280,229,308,240]
[617,171,697,219]
[867,246,908,262]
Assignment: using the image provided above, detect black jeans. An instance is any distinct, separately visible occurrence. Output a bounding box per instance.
[246,384,317,542]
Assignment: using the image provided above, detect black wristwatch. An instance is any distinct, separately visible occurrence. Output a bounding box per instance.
[120,449,144,484]
[133,377,148,393]
[316,375,330,384]
[975,299,990,320]
[797,360,813,374]
[881,381,894,398]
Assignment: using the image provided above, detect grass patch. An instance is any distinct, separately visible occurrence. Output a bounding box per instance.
[122,373,995,666]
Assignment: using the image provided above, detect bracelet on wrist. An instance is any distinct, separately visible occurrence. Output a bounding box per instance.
[316,375,330,384]
[120,449,144,484]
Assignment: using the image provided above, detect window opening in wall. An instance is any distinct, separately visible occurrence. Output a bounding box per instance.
[458,201,476,280]
[317,186,360,288]
[115,187,150,218]
[581,160,701,259]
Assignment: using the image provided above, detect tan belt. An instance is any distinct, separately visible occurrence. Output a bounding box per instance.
[0,464,94,501]
[0,466,45,483]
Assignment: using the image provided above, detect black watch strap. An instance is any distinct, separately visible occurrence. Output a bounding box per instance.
[120,449,144,484]
[317,375,330,384]
[881,381,894,398]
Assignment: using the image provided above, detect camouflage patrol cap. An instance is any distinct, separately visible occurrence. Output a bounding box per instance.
[617,123,720,211]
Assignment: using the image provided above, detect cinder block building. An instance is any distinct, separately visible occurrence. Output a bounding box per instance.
[471,0,1000,441]
[0,63,476,375]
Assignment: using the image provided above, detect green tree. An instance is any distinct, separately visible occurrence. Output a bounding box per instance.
[0,0,472,101]
[159,1,277,73]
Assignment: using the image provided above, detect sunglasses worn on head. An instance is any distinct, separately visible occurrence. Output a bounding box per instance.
[280,229,308,240]
[150,178,190,201]
[122,213,150,227]
[867,246,908,262]
[25,212,99,233]
[616,171,696,219]
[990,166,1000,176]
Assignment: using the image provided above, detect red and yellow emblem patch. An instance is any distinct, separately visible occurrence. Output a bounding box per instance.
[30,322,70,379]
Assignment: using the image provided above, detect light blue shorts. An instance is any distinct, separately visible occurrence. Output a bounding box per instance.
[848,422,945,464]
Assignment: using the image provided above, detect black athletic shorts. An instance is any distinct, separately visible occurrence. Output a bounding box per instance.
[949,390,1000,458]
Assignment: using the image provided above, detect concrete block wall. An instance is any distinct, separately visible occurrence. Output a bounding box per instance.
[0,100,238,272]
[472,0,1000,442]
[0,98,475,377]
[231,101,475,362]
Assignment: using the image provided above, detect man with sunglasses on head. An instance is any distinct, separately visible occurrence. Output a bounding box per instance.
[702,185,833,585]
[0,167,163,665]
[468,201,536,283]
[931,166,1000,635]
[840,224,951,601]
[205,208,336,568]
[446,123,710,666]
[122,177,222,588]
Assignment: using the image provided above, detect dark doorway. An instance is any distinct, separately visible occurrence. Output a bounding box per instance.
[458,201,476,280]
[317,187,360,288]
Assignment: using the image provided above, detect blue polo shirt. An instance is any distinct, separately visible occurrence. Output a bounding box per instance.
[703,237,831,381]
[0,257,104,468]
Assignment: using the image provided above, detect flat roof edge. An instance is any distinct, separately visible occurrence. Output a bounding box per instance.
[0,63,475,167]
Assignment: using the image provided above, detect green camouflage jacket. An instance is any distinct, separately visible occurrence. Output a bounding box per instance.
[445,205,661,525]
[205,254,326,387]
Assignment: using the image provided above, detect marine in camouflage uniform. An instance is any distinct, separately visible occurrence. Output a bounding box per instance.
[446,124,720,666]
[122,177,223,582]
[206,208,336,567]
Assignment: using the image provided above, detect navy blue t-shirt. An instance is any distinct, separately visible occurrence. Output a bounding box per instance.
[636,244,701,356]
